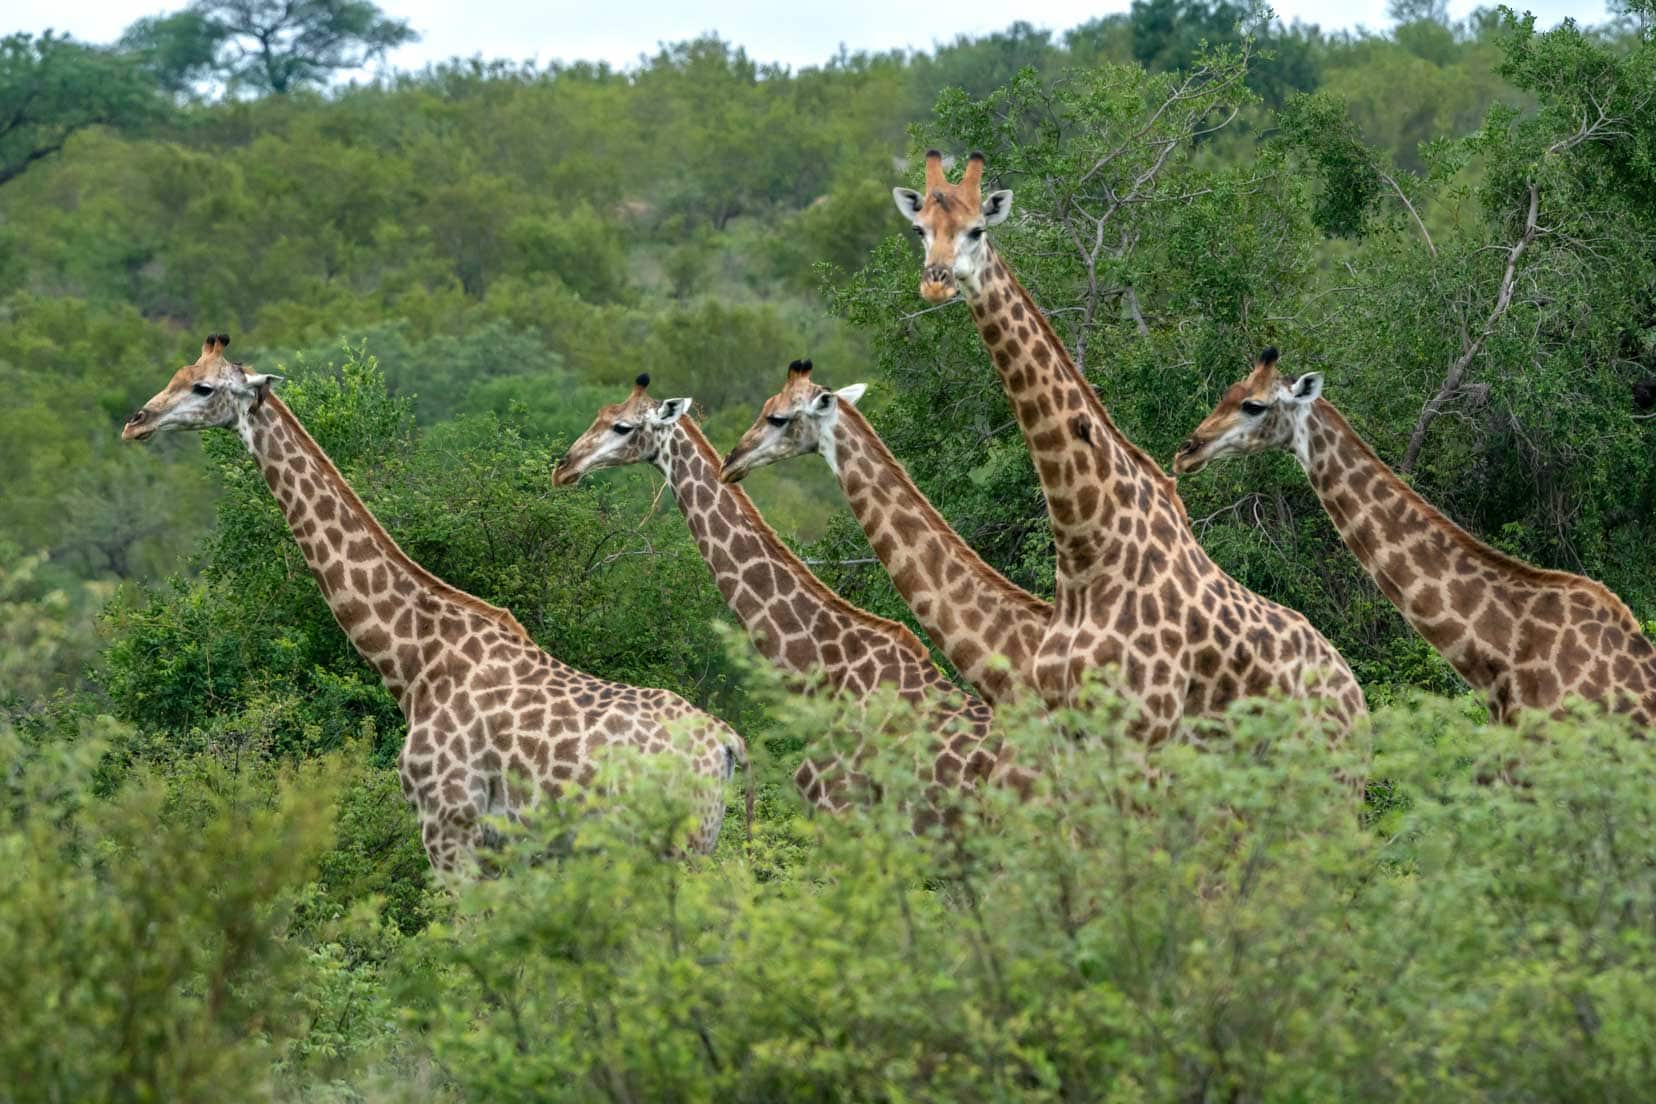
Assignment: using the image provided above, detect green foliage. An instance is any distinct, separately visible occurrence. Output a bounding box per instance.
[1275,90,1388,237]
[0,547,113,707]
[384,692,1656,1101]
[0,32,159,187]
[0,721,347,1102]
[122,0,418,96]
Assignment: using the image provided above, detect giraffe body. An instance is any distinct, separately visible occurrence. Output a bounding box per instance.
[894,154,1367,742]
[124,337,743,874]
[554,378,1014,811]
[722,359,1051,705]
[1175,352,1656,724]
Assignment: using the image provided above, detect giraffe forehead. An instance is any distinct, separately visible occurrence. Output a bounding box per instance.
[919,187,978,230]
[604,395,652,422]
[777,379,824,408]
[168,364,199,387]
[158,360,238,398]
[1210,368,1282,417]
[1220,381,1254,409]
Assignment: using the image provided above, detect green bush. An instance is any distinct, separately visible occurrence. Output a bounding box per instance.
[0,719,345,1102]
[386,684,1656,1102]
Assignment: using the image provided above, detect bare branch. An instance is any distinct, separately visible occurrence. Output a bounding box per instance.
[1401,184,1542,473]
[1376,168,1436,257]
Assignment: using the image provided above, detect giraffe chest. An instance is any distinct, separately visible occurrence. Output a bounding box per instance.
[1030,582,1190,710]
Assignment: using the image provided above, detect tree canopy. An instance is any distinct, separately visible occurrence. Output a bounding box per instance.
[122,0,416,95]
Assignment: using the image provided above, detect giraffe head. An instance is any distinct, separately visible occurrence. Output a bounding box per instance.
[892,150,1014,303]
[720,360,867,483]
[551,373,694,485]
[122,333,284,441]
[1171,348,1324,476]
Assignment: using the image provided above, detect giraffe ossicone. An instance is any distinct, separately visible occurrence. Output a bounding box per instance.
[1174,349,1656,724]
[124,335,745,875]
[894,152,1368,742]
[553,376,1028,814]
[722,358,1051,705]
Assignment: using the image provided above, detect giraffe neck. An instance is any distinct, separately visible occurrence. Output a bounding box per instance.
[828,402,1050,702]
[237,397,529,701]
[654,418,934,683]
[1297,399,1646,679]
[966,245,1188,586]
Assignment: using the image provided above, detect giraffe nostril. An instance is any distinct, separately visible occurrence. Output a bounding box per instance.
[127,409,148,424]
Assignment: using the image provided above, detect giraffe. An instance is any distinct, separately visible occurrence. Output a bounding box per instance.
[721,358,1050,705]
[892,151,1367,741]
[1173,348,1656,724]
[122,335,745,874]
[551,374,1018,812]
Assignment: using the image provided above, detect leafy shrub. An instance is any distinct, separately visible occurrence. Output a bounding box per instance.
[0,720,346,1102]
[392,684,1656,1102]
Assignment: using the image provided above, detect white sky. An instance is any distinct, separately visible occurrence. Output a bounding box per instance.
[16,0,1614,73]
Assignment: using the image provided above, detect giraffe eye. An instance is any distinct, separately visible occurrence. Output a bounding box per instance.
[968,226,985,240]
[766,415,791,428]
[1240,400,1269,417]
[911,225,925,238]
[612,423,635,436]
[191,383,215,396]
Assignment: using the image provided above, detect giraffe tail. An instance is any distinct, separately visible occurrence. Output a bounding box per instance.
[723,738,754,853]
[742,746,755,852]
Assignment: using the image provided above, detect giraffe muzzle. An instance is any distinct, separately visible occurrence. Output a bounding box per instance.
[920,265,957,303]
[720,447,753,483]
[550,454,582,486]
[1171,437,1209,476]
[122,408,155,441]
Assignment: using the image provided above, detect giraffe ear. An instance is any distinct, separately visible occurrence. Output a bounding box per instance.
[982,189,1013,225]
[649,397,694,424]
[1289,373,1323,403]
[242,372,284,393]
[834,383,868,407]
[893,187,924,219]
[241,372,284,409]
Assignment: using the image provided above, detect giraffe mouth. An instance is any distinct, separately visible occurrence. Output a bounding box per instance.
[550,459,583,487]
[719,449,753,483]
[919,280,958,304]
[122,411,158,441]
[1172,440,1212,476]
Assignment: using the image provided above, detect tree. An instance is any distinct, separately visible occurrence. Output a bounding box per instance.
[0,33,157,187]
[121,0,417,96]
[118,11,225,98]
[1389,0,1450,24]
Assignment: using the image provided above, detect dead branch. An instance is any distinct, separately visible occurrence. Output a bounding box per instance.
[1401,183,1542,473]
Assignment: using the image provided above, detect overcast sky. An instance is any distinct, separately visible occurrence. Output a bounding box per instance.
[20,0,1614,73]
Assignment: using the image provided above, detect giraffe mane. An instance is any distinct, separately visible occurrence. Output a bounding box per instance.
[995,254,1190,525]
[836,402,1051,619]
[1316,399,1645,632]
[265,395,534,642]
[675,418,937,663]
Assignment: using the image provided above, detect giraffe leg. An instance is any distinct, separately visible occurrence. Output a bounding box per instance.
[416,795,486,881]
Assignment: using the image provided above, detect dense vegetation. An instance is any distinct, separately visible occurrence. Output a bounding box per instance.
[4,1,1656,1098]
